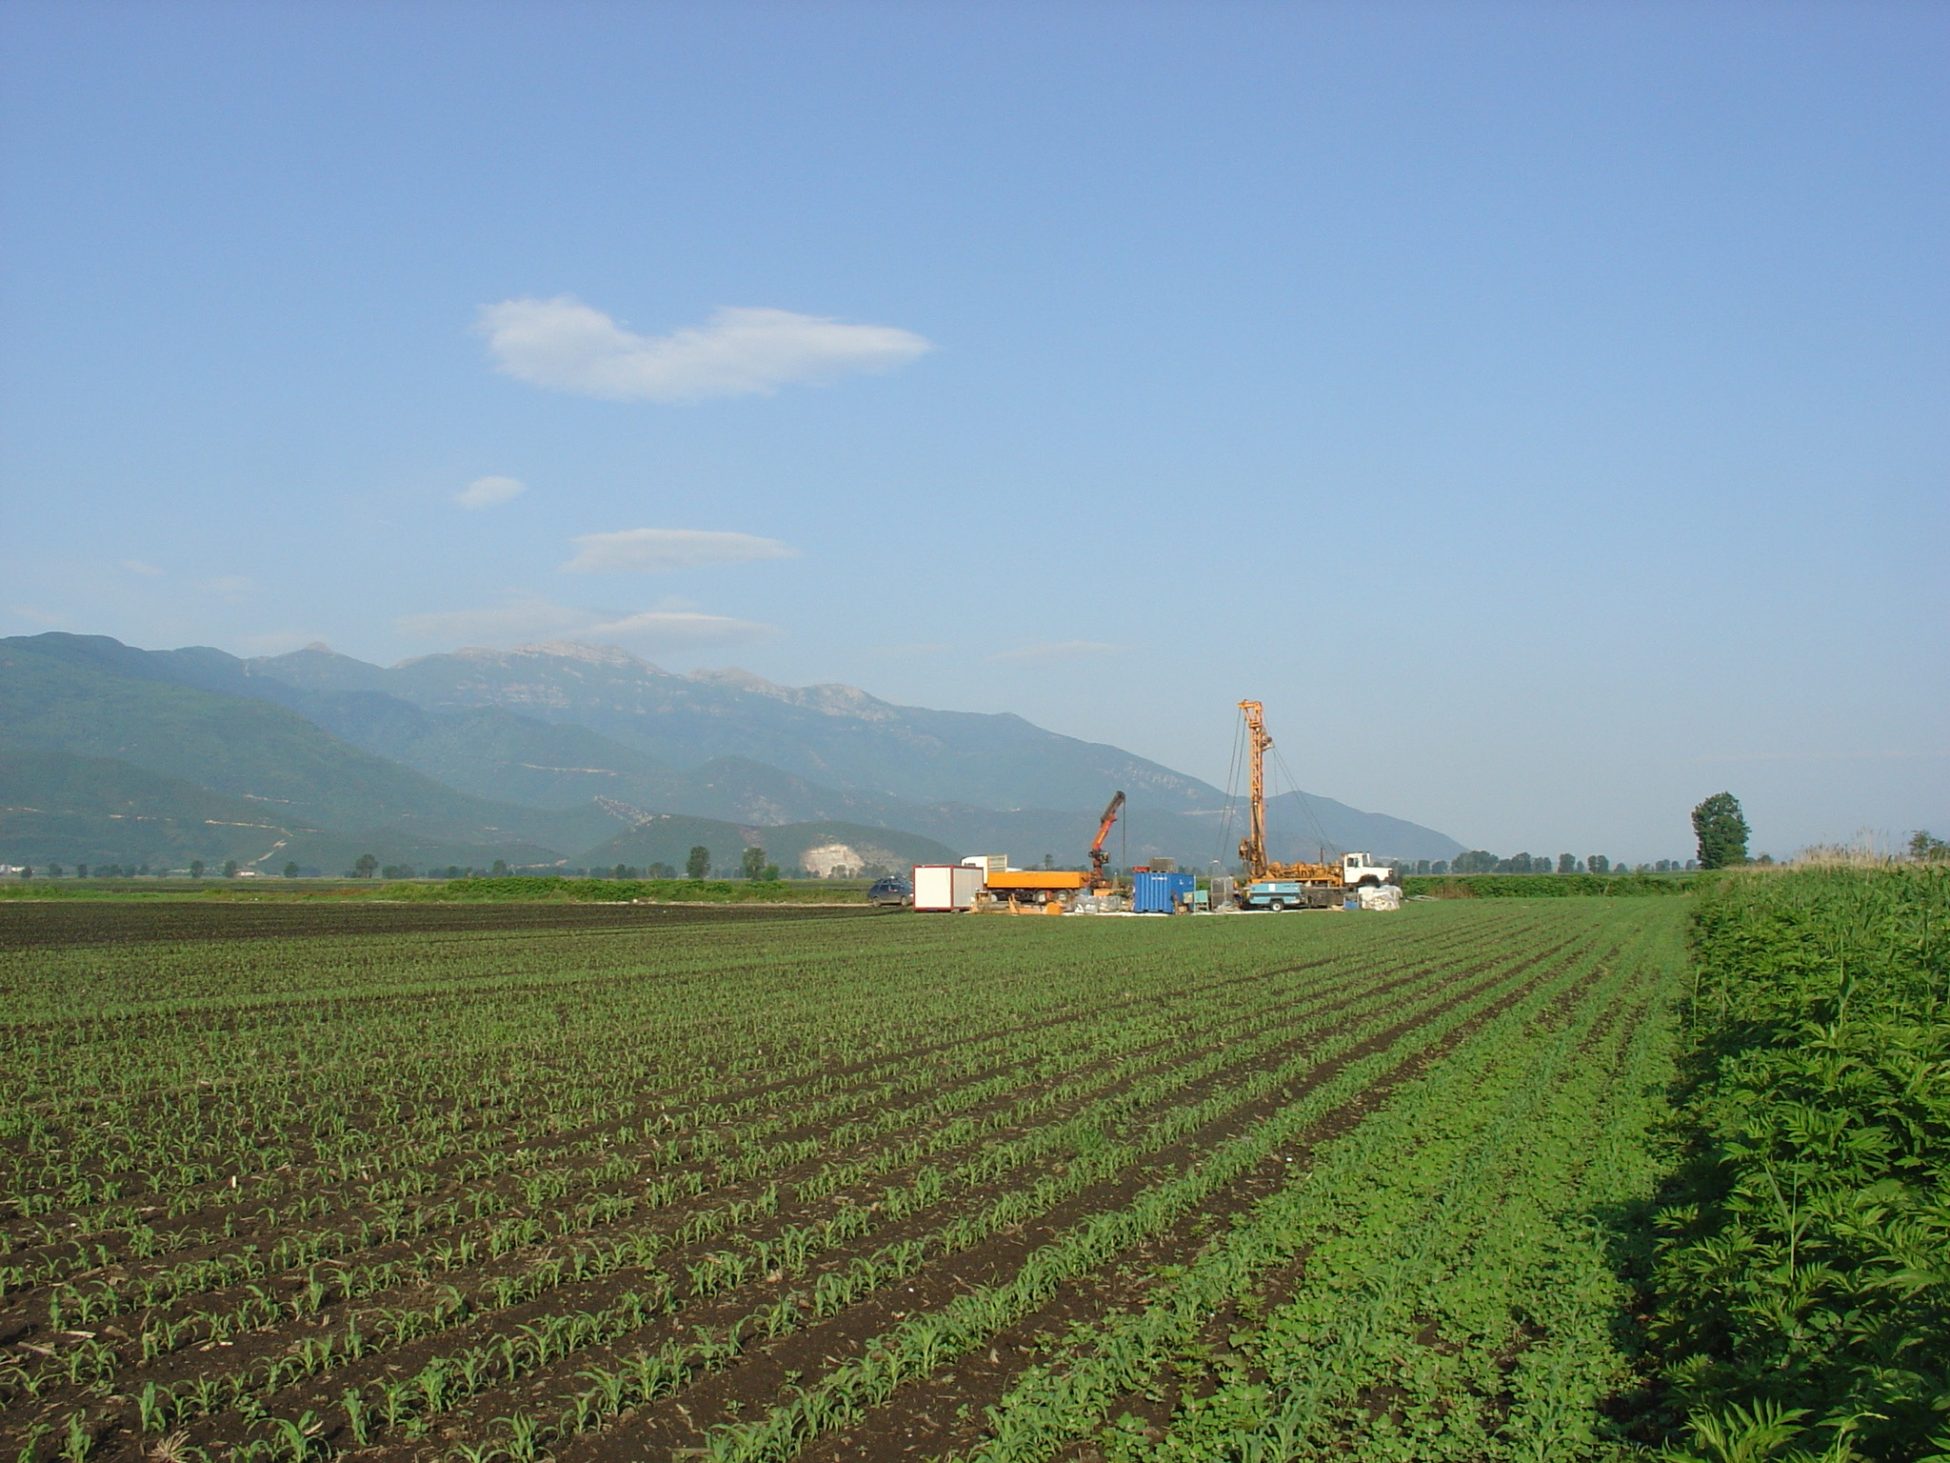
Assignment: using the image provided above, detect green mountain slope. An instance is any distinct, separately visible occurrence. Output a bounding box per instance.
[0,633,1468,869]
[248,642,1465,859]
[252,643,1226,815]
[0,747,310,867]
[0,637,613,862]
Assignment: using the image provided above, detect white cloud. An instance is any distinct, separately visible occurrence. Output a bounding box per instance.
[987,640,1124,663]
[455,475,526,509]
[870,641,952,658]
[562,528,796,574]
[119,559,163,576]
[585,610,775,649]
[397,594,589,644]
[476,297,933,402]
[395,594,774,653]
[234,631,331,655]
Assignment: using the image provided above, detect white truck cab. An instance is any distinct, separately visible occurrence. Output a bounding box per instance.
[1341,852,1397,887]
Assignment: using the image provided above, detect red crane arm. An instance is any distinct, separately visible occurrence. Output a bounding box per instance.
[1089,790,1126,874]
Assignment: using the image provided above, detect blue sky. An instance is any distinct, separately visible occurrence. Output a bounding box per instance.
[3,1,1944,862]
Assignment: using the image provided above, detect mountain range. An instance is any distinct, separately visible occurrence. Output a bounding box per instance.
[0,632,1466,875]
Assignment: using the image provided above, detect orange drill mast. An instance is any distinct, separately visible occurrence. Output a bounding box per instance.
[1235,699,1339,886]
[1237,700,1271,880]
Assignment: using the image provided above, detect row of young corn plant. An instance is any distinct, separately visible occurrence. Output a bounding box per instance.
[4,908,1460,1435]
[296,914,1529,1460]
[1133,903,1684,1462]
[912,899,1684,1463]
[1,899,1558,1460]
[303,923,1513,1459]
[1642,867,1950,1463]
[4,917,1011,1226]
[17,983,1172,1335]
[655,915,1606,1463]
[6,902,1442,1257]
[0,909,1384,1448]
[3,916,1279,1318]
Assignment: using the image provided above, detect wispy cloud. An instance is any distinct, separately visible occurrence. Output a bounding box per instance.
[119,559,164,576]
[476,297,933,402]
[1688,747,1948,765]
[396,594,590,644]
[396,594,774,653]
[563,528,796,574]
[987,640,1124,663]
[584,610,774,649]
[235,631,332,655]
[454,475,526,509]
[870,641,952,658]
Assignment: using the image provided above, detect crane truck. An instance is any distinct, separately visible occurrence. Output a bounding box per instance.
[974,789,1127,912]
[1088,790,1125,892]
[1234,700,1396,909]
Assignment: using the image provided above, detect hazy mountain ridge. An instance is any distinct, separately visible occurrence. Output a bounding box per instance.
[0,633,1467,869]
[250,642,1222,813]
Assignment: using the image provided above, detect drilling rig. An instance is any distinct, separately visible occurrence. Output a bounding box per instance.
[1234,699,1395,909]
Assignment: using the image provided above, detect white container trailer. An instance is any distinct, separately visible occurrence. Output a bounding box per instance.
[961,854,1009,876]
[914,864,983,912]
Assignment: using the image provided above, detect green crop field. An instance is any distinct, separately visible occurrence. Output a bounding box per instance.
[1,882,1940,1463]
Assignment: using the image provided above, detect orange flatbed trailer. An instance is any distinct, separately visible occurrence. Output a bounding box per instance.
[983,870,1089,892]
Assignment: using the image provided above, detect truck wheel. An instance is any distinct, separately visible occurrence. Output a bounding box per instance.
[1270,897,1288,911]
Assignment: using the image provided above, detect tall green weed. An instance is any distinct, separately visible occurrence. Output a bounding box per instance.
[1647,867,1950,1462]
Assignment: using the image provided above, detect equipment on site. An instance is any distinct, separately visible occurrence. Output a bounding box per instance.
[1234,699,1397,910]
[981,867,1088,912]
[949,791,1132,914]
[1088,790,1125,892]
[914,864,984,911]
[1132,869,1196,914]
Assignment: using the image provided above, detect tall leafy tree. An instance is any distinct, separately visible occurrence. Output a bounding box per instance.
[740,846,767,880]
[686,845,711,880]
[1691,792,1750,869]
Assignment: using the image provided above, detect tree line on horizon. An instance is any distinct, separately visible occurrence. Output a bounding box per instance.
[13,794,1947,881]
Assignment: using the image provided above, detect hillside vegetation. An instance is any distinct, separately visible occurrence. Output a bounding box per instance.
[0,632,1467,872]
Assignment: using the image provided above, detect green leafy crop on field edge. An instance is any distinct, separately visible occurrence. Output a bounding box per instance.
[1402,872,1708,899]
[1645,866,1950,1463]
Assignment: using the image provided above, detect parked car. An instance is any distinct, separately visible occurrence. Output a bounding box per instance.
[867,876,913,907]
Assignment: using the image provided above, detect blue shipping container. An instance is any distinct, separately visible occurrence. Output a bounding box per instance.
[1132,871,1197,914]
